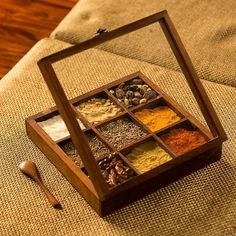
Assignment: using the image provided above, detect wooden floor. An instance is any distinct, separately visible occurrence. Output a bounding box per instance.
[0,0,77,79]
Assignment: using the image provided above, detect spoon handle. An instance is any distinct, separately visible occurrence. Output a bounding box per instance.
[35,178,61,208]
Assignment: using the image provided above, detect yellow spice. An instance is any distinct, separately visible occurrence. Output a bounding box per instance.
[134,106,180,131]
[126,141,172,173]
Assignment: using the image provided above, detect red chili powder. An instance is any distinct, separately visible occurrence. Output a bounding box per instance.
[160,128,206,155]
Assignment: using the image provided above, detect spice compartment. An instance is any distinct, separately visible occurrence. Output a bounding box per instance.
[130,97,184,133]
[120,135,174,174]
[107,76,159,109]
[156,120,209,156]
[58,130,113,167]
[73,91,124,127]
[35,108,88,143]
[95,113,149,151]
[81,152,138,188]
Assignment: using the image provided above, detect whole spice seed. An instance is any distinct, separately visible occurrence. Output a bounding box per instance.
[126,90,134,99]
[134,91,142,98]
[118,82,125,89]
[60,132,111,167]
[144,90,156,100]
[115,89,125,99]
[98,118,147,149]
[132,98,140,106]
[124,98,129,105]
[110,78,157,107]
[139,98,147,104]
[160,128,207,155]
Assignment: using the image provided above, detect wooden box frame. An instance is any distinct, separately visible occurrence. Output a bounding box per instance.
[26,11,227,217]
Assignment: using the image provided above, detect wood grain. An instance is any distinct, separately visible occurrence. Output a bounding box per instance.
[19,160,61,208]
[0,0,77,78]
[38,61,110,199]
[26,71,224,216]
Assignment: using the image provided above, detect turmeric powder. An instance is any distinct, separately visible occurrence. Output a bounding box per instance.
[134,106,181,132]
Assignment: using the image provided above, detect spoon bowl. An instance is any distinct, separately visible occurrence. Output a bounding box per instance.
[19,160,61,208]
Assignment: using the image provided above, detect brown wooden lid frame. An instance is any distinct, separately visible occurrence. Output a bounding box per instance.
[37,10,227,200]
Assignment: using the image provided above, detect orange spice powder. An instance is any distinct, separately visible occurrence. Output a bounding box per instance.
[134,106,181,132]
[161,128,207,155]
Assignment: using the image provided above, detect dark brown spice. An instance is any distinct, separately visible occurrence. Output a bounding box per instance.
[60,132,111,167]
[110,78,157,107]
[98,153,135,187]
[98,118,147,149]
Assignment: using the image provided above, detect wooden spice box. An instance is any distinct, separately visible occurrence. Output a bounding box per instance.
[26,11,227,216]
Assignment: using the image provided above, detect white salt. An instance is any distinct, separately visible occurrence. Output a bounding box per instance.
[38,115,86,141]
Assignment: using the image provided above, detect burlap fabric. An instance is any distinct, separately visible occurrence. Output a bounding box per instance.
[51,0,236,87]
[0,38,236,235]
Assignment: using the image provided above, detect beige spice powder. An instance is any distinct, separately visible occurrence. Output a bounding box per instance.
[77,98,122,124]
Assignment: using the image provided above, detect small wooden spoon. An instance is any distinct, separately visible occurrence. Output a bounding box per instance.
[19,160,61,208]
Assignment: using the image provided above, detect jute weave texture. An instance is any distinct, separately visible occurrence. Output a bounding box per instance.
[51,0,236,87]
[0,38,235,235]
